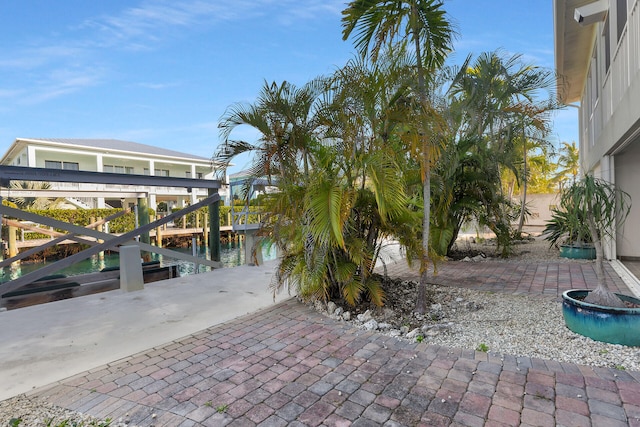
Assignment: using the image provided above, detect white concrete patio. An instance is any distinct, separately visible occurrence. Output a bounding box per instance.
[0,260,290,401]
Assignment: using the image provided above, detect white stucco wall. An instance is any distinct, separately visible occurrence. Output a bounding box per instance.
[615,138,640,258]
[521,193,560,227]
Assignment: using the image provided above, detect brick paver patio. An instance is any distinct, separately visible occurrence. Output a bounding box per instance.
[383,259,630,298]
[24,260,640,426]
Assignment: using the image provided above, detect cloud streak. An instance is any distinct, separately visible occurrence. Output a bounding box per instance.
[82,0,345,51]
[19,65,106,105]
[0,0,345,106]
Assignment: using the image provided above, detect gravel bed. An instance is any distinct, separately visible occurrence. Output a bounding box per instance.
[316,283,640,373]
[0,394,121,426]
[439,291,640,370]
[314,236,640,373]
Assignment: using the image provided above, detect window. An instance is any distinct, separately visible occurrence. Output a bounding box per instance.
[603,15,611,73]
[45,160,79,170]
[154,169,169,177]
[617,0,627,42]
[45,160,62,169]
[143,168,150,175]
[197,172,203,179]
[185,171,192,178]
[63,162,79,170]
[104,164,134,174]
[589,56,598,111]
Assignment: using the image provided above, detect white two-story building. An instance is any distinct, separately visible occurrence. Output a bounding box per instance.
[554,0,640,262]
[0,138,226,211]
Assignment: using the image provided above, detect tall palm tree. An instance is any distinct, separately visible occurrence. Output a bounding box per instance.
[293,49,421,304]
[342,0,455,313]
[525,146,557,194]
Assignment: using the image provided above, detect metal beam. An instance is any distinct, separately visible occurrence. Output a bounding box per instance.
[209,188,221,262]
[2,190,148,198]
[0,165,221,189]
[0,205,127,242]
[0,193,220,295]
[0,210,128,268]
[0,234,79,268]
[135,242,220,269]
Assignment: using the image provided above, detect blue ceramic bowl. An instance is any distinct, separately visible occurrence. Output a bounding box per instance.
[562,290,640,346]
[559,245,596,259]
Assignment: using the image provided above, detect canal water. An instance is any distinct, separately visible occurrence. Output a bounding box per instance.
[0,241,277,284]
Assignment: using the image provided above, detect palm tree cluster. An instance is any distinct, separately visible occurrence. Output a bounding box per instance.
[214,0,560,311]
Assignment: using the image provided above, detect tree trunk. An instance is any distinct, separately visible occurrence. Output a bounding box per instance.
[413,17,431,315]
[582,212,625,307]
[516,136,527,235]
[416,164,431,314]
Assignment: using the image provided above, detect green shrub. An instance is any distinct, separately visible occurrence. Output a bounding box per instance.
[21,208,155,238]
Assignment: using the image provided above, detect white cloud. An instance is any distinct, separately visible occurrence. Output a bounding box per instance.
[22,66,106,105]
[137,81,182,90]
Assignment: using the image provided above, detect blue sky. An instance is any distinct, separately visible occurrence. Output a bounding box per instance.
[0,0,576,173]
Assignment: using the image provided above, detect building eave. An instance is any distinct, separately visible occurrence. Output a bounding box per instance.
[554,0,604,104]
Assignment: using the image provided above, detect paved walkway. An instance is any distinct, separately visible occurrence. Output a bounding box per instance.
[13,259,640,426]
[383,258,631,298]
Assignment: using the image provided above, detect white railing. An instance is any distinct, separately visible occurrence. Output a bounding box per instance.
[586,0,640,157]
[65,197,93,209]
[230,207,262,232]
[606,0,639,115]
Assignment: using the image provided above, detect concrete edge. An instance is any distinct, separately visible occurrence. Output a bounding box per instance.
[610,259,640,298]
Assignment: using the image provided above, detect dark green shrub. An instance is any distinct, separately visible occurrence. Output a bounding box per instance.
[543,207,592,248]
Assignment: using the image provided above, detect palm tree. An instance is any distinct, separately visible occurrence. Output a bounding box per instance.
[271,140,416,306]
[554,141,579,189]
[8,181,70,210]
[216,78,327,187]
[215,56,421,306]
[285,50,420,305]
[326,48,424,260]
[513,104,556,235]
[342,0,455,313]
[527,148,557,194]
[559,176,631,307]
[449,51,558,243]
